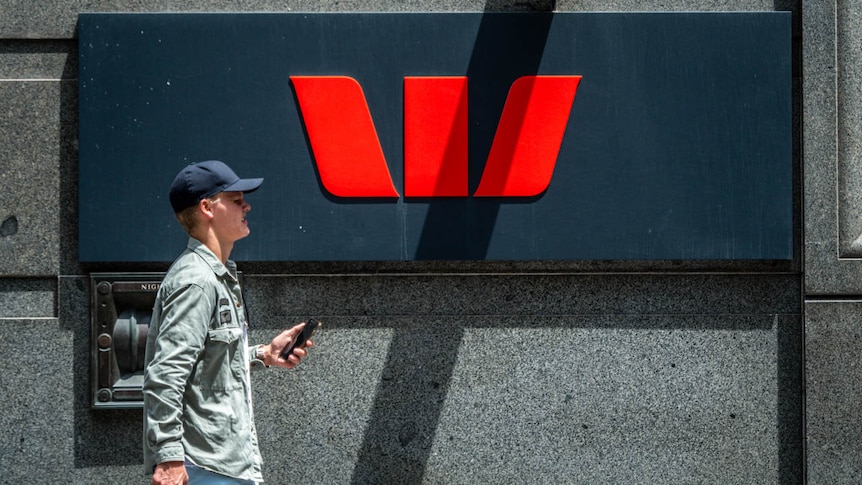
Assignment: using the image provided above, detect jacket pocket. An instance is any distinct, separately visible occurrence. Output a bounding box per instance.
[197,326,244,392]
[185,409,237,447]
[208,326,241,344]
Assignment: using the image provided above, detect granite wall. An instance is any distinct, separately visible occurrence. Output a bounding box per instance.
[803,0,862,483]
[0,0,832,484]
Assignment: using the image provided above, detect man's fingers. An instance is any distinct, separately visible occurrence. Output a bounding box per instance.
[287,322,306,338]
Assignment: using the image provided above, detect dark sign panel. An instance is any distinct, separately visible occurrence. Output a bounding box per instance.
[78,12,792,262]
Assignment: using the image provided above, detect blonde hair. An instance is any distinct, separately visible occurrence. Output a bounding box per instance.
[174,194,220,234]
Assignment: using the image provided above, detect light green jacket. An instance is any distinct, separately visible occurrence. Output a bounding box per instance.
[143,237,267,481]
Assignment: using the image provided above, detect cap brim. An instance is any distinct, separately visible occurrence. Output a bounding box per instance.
[224,177,264,194]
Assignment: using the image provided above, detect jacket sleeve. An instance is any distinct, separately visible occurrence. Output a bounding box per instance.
[143,283,213,465]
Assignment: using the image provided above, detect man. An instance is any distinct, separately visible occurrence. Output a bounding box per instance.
[143,160,313,485]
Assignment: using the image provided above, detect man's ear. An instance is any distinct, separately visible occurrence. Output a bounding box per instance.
[198,198,216,220]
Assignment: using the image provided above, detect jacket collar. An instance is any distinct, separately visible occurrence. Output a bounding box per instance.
[186,237,238,278]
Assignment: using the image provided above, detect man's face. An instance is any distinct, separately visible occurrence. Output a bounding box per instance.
[210,191,251,242]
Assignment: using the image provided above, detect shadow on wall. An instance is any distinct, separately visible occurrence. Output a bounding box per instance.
[350,2,557,483]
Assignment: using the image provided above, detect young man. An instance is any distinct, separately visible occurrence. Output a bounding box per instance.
[143,160,313,485]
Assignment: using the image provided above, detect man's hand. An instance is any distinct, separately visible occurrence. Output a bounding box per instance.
[152,461,187,485]
[261,322,314,368]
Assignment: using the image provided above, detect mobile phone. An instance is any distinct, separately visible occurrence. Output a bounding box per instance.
[279,318,321,360]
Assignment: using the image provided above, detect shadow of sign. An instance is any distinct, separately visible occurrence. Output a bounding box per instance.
[350,8,557,483]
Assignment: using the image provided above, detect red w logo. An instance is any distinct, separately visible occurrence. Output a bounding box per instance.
[291,75,581,198]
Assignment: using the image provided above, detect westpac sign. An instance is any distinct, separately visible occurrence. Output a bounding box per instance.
[78,12,792,262]
[294,75,581,198]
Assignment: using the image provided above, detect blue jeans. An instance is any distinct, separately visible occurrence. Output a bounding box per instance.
[186,462,258,485]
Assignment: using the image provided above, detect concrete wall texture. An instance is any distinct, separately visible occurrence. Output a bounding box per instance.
[3,0,853,484]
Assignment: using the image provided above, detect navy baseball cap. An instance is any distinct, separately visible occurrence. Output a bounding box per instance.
[169,160,263,213]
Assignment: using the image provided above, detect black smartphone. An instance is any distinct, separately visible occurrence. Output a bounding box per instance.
[279,318,321,360]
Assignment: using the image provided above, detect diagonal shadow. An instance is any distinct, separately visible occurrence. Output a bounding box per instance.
[412,5,557,261]
[351,3,557,483]
[348,323,466,485]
